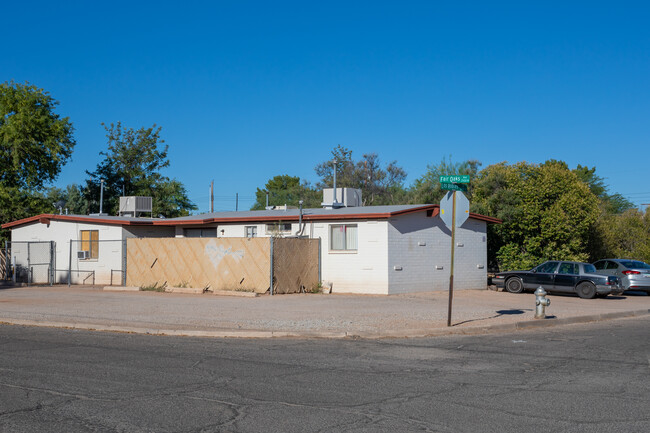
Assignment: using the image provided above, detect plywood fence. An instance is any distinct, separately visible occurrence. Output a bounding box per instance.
[126,237,319,294]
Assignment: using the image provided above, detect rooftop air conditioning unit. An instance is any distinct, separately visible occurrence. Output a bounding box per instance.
[77,250,89,260]
[119,196,153,217]
[321,188,363,208]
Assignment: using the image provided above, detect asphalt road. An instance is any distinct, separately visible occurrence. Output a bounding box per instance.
[1,318,649,433]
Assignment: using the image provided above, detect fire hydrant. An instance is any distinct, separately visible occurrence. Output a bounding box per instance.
[534,286,550,319]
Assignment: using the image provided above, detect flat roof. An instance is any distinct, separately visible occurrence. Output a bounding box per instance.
[2,204,501,229]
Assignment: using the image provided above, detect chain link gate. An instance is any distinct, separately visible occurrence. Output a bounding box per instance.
[4,241,55,285]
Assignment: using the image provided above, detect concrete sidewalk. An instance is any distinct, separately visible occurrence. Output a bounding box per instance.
[1,285,649,338]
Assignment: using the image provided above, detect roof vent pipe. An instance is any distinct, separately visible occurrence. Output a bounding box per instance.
[296,200,306,236]
[99,179,105,214]
[332,160,338,204]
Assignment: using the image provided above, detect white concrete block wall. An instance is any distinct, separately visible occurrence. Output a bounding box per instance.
[312,220,389,295]
[387,212,487,294]
[10,220,125,285]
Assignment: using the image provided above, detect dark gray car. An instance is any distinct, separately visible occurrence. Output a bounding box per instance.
[493,261,623,299]
[592,259,650,293]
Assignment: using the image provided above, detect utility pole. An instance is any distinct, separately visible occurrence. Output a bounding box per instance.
[210,180,214,213]
[236,193,239,211]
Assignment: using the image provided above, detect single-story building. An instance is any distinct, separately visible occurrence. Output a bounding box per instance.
[1,189,500,294]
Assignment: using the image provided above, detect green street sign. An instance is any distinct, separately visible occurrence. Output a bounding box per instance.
[439,175,470,184]
[440,182,468,192]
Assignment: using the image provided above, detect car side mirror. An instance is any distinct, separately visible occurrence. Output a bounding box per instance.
[532,269,537,273]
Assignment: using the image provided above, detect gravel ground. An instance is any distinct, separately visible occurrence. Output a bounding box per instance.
[1,285,649,336]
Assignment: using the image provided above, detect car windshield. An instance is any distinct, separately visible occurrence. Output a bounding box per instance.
[619,260,650,269]
[583,264,596,273]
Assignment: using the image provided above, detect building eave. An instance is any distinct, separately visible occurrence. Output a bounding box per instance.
[2,205,501,230]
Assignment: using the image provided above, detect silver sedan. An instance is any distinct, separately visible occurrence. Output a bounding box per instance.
[593,259,650,293]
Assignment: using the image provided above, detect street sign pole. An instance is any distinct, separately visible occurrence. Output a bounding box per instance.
[447,191,456,327]
[439,175,470,327]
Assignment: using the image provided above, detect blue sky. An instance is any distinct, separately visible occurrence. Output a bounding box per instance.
[3,1,649,212]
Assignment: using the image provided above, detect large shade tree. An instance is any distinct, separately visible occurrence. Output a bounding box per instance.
[315,145,407,206]
[85,122,195,217]
[472,160,600,270]
[0,81,76,240]
[251,175,320,210]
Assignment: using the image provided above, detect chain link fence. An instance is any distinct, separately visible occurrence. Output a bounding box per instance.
[3,241,55,285]
[66,239,126,286]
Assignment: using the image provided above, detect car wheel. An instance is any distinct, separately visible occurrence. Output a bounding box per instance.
[576,282,596,299]
[505,278,524,294]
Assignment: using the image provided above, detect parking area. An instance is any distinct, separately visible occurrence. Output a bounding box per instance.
[0,284,649,338]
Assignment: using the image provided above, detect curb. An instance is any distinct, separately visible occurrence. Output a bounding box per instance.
[1,309,648,339]
[103,286,140,292]
[165,287,205,294]
[212,290,259,298]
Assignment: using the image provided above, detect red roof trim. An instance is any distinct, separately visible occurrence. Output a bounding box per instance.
[469,213,502,224]
[1,214,155,229]
[2,206,501,229]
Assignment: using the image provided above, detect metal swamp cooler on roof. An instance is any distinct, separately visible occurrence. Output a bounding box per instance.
[119,196,153,217]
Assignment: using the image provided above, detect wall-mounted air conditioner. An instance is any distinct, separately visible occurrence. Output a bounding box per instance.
[77,250,90,259]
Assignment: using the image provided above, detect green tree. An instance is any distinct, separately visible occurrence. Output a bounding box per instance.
[472,160,600,271]
[251,175,320,210]
[409,156,481,204]
[0,81,76,241]
[42,184,90,215]
[573,165,633,214]
[315,145,407,205]
[595,208,650,263]
[85,122,196,217]
[0,81,75,189]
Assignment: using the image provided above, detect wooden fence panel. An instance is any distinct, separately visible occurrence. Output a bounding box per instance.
[272,238,319,294]
[127,238,271,293]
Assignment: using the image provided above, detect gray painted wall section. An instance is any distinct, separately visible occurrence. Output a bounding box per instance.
[387,212,487,294]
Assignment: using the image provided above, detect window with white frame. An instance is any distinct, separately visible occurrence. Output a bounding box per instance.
[330,224,358,251]
[265,223,292,235]
[245,226,257,238]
